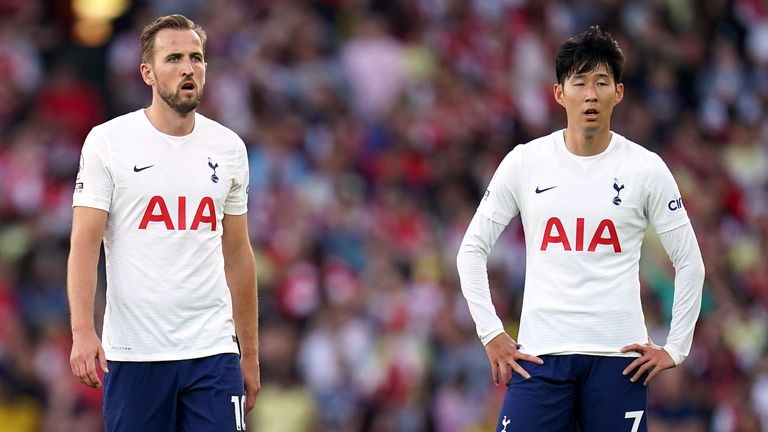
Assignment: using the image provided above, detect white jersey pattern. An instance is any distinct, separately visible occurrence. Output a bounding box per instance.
[73,109,249,361]
[471,130,690,357]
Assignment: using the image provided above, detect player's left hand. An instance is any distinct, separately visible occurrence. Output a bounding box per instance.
[620,341,675,385]
[241,355,261,413]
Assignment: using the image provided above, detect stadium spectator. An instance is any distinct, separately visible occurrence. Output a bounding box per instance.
[0,1,765,431]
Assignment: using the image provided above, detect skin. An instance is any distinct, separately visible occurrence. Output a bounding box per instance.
[553,64,624,156]
[621,337,676,386]
[484,333,543,386]
[68,207,109,389]
[69,28,261,410]
[140,28,207,136]
[221,213,260,411]
[484,64,674,386]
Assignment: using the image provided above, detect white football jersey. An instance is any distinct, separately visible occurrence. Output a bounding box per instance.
[73,109,248,361]
[477,130,689,356]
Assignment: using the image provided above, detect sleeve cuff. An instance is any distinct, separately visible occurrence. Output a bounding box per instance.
[72,197,111,212]
[223,205,248,215]
[480,328,506,346]
[663,344,687,366]
[655,215,690,234]
[477,205,512,226]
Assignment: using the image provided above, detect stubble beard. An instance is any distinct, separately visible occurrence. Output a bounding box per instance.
[157,80,203,114]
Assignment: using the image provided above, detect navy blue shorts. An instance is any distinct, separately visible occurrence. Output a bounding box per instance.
[497,355,648,432]
[103,354,246,432]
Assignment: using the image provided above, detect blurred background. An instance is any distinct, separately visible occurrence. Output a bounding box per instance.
[0,0,767,431]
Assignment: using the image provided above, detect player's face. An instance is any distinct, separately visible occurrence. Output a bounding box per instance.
[554,64,623,135]
[142,28,206,114]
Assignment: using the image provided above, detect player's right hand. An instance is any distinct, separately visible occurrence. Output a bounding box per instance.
[484,332,543,386]
[70,330,108,389]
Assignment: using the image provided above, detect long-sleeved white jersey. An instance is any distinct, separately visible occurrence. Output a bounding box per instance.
[457,130,704,364]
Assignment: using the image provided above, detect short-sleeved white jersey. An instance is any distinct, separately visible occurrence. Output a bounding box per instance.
[477,130,689,356]
[73,109,249,361]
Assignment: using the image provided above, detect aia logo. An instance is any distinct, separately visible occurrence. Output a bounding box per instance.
[540,217,621,252]
[139,196,217,231]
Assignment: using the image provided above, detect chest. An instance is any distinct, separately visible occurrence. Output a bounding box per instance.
[111,137,235,200]
[518,164,648,252]
[107,135,238,233]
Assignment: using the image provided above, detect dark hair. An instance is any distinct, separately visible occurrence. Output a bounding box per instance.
[140,14,207,64]
[555,26,624,86]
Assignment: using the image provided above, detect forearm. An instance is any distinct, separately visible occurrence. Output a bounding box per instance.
[456,212,507,345]
[658,223,705,365]
[68,208,107,334]
[67,248,100,332]
[225,246,259,358]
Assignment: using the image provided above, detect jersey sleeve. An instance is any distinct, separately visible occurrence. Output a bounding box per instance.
[646,154,689,234]
[72,127,114,211]
[476,148,521,225]
[456,212,508,344]
[224,138,249,215]
[658,223,705,365]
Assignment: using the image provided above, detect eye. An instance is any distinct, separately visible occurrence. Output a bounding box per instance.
[597,82,609,87]
[168,55,179,63]
[573,83,585,87]
[192,55,203,62]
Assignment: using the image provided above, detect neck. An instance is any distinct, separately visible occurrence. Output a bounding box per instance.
[144,102,195,136]
[563,125,612,156]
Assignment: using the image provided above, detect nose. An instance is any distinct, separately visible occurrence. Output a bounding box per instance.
[181,58,194,76]
[584,83,598,102]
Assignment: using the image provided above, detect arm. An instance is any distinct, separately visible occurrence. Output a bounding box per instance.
[222,213,260,412]
[659,222,705,363]
[68,206,109,388]
[621,223,705,384]
[457,212,542,386]
[456,212,506,343]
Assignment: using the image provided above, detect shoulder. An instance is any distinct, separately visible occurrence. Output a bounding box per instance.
[91,110,144,135]
[613,133,669,170]
[82,111,141,154]
[612,134,679,194]
[502,131,559,165]
[518,132,558,155]
[488,133,557,185]
[195,113,246,148]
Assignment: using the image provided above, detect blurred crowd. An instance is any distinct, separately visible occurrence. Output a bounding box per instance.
[0,0,767,431]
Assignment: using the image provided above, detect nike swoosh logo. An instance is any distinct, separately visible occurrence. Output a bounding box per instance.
[535,186,557,194]
[133,165,155,172]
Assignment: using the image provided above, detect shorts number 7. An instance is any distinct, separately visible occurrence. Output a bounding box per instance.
[624,410,644,432]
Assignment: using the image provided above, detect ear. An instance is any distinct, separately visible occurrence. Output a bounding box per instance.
[553,83,565,108]
[614,82,624,105]
[140,62,154,86]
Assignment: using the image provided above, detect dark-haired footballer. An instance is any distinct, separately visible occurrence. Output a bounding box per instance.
[457,26,705,432]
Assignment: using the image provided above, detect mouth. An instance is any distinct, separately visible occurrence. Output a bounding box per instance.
[583,107,599,120]
[180,81,196,93]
